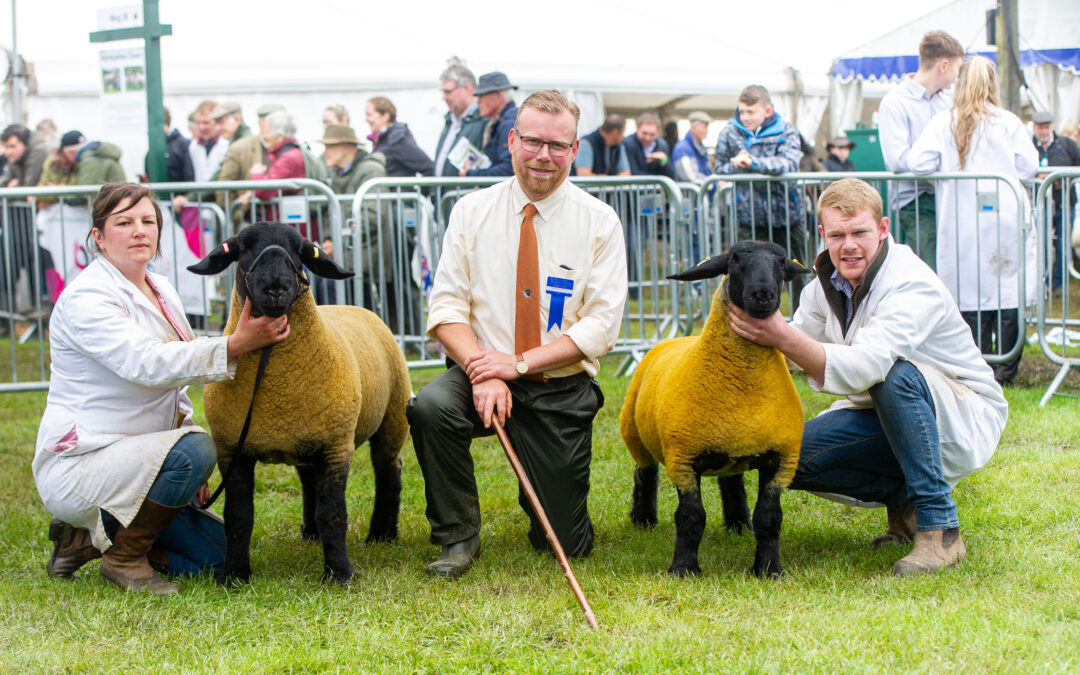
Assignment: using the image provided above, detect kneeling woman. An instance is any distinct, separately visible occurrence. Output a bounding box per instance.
[33,183,289,595]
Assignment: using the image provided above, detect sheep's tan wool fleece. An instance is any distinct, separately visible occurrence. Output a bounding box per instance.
[620,279,803,492]
[204,289,410,470]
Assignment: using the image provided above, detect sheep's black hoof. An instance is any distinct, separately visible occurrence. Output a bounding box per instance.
[752,560,783,579]
[216,570,251,588]
[321,566,352,587]
[300,525,319,542]
[629,510,658,528]
[724,518,754,535]
[667,562,701,577]
[364,528,397,544]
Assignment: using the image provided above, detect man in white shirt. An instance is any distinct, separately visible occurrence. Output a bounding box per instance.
[408,89,628,578]
[877,30,964,271]
[726,178,1006,576]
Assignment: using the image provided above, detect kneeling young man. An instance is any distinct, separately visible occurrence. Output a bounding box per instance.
[407,89,627,578]
[727,177,1007,575]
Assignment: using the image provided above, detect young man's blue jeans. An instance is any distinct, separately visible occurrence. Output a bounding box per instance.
[102,432,225,575]
[788,360,959,532]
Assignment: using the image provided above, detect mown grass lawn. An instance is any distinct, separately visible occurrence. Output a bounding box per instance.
[1,346,1078,673]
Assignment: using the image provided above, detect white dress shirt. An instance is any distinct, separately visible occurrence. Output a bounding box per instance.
[427,177,627,378]
[878,77,952,210]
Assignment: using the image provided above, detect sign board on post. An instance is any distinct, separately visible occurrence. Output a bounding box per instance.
[97,5,144,31]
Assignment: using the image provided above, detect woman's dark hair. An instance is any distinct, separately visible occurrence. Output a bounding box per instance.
[87,183,164,258]
[367,96,397,124]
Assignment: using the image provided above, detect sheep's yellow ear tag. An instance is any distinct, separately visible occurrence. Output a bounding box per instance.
[792,258,804,268]
[313,247,320,259]
[697,257,710,266]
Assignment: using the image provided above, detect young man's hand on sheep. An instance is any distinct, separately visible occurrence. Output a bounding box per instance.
[726,302,825,384]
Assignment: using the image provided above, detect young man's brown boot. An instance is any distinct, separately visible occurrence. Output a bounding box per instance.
[871,499,917,548]
[891,528,966,576]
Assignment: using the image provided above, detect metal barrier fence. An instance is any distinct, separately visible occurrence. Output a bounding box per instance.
[3,171,1078,406]
[1034,168,1080,405]
[348,176,687,373]
[699,172,1036,379]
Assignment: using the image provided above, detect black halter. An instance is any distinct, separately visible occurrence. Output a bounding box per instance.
[237,244,309,307]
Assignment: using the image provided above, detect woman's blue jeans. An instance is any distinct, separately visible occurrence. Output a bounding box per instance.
[788,360,960,531]
[102,432,225,575]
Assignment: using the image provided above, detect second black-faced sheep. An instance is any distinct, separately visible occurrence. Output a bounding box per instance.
[188,222,411,585]
[620,240,813,577]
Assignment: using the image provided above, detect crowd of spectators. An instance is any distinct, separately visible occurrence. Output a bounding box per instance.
[3,45,1079,361]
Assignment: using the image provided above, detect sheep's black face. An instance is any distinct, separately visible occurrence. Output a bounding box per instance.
[725,242,790,319]
[234,225,308,318]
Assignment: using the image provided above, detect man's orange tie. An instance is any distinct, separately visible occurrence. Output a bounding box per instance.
[515,204,542,372]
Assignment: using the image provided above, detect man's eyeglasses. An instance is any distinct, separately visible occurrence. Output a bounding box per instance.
[441,85,460,96]
[516,134,574,158]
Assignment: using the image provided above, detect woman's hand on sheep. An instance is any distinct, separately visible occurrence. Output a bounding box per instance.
[473,378,512,428]
[227,298,291,360]
[463,349,518,384]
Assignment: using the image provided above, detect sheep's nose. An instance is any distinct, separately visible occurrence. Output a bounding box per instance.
[266,287,288,303]
[750,288,775,305]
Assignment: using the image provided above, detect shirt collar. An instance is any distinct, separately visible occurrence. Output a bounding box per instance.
[829,268,856,299]
[510,176,569,222]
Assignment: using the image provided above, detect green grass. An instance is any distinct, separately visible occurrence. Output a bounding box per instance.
[2,350,1079,673]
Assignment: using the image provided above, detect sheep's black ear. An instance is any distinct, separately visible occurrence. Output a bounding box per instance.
[300,239,355,280]
[783,258,814,281]
[667,253,729,281]
[187,236,239,275]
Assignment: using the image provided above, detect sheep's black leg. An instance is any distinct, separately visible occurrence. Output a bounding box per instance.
[669,476,705,577]
[751,454,784,579]
[365,444,401,543]
[630,463,659,528]
[314,456,353,585]
[296,465,320,542]
[219,454,257,586]
[718,474,753,534]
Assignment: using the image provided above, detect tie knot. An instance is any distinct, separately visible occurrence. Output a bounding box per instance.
[523,203,538,218]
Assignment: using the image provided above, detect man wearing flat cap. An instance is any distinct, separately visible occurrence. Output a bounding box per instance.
[212,102,252,144]
[672,111,713,187]
[1032,110,1080,291]
[216,103,286,222]
[460,71,518,177]
[822,136,856,173]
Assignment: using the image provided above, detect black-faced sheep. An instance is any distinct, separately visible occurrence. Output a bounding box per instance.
[620,240,813,578]
[188,222,411,585]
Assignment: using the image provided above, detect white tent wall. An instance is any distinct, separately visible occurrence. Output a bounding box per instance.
[828,0,1080,137]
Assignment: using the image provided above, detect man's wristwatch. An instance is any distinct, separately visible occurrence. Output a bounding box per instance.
[515,354,529,375]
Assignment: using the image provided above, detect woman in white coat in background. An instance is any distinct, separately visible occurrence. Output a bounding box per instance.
[33,183,289,595]
[909,55,1039,384]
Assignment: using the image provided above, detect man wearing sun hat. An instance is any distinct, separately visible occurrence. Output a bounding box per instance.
[460,71,518,177]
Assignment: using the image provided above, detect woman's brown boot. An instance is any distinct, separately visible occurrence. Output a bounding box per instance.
[100,499,183,595]
[47,518,102,579]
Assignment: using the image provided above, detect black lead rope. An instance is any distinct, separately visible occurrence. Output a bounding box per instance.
[194,345,273,510]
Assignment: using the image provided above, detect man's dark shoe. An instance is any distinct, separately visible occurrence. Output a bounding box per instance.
[871,499,917,548]
[426,534,480,579]
[47,518,102,579]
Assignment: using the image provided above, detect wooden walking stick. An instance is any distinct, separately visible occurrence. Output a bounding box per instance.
[491,417,599,630]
